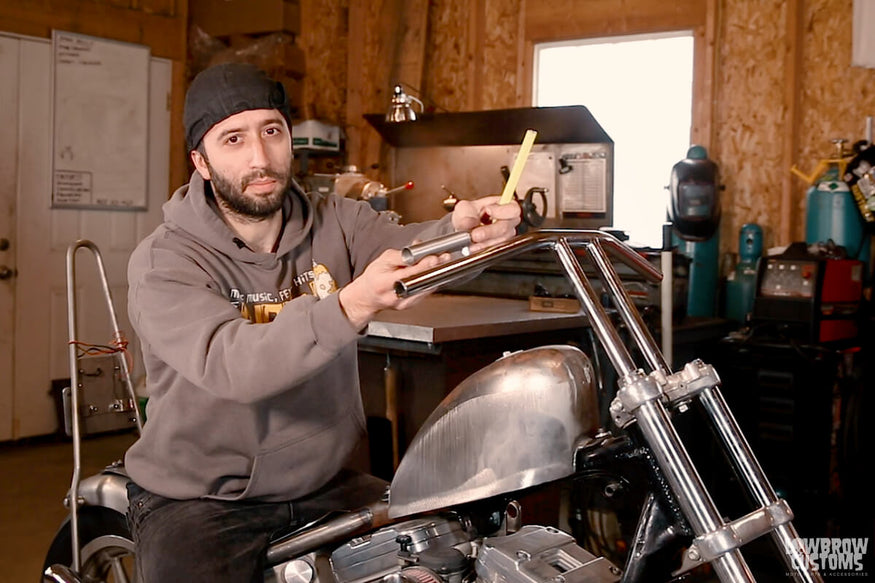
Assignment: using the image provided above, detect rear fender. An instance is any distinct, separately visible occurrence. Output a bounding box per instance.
[77,466,130,515]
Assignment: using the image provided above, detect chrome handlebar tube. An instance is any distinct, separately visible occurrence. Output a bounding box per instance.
[395,229,822,583]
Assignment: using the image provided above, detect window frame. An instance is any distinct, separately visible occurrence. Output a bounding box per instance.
[531,30,697,246]
[520,0,714,149]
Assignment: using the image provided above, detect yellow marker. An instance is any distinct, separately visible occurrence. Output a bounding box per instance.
[499,129,538,205]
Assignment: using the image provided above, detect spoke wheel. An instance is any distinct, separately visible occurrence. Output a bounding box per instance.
[43,507,136,583]
[79,534,136,582]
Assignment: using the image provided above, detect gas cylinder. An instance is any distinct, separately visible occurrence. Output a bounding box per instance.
[724,223,763,323]
[794,139,869,262]
[805,166,868,260]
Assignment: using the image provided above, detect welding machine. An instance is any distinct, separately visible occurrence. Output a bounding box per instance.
[751,242,864,343]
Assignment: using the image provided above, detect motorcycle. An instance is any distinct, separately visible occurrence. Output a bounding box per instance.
[43,229,823,583]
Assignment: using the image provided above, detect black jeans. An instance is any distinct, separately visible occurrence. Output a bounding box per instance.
[127,470,388,583]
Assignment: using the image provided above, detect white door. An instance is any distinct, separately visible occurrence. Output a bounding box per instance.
[0,32,169,440]
[0,35,20,441]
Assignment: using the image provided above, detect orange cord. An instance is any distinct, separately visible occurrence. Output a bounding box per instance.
[68,333,134,376]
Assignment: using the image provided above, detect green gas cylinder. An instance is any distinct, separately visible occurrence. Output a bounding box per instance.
[805,166,868,261]
[724,223,763,323]
[794,139,869,262]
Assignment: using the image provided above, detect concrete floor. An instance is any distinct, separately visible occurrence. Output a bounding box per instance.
[0,430,137,582]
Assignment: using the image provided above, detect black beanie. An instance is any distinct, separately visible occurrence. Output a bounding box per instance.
[183,63,291,151]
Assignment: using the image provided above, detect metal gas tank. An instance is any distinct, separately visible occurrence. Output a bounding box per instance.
[388,345,599,519]
[805,178,868,261]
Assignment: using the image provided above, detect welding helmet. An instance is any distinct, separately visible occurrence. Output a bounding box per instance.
[669,145,721,241]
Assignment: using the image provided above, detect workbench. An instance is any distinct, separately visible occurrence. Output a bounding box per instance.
[364,293,587,347]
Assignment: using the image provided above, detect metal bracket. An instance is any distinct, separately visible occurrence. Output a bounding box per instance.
[660,359,721,410]
[610,370,664,428]
[611,360,721,426]
[687,500,795,564]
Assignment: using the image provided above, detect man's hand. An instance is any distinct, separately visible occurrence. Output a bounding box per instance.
[451,196,521,252]
[338,249,446,330]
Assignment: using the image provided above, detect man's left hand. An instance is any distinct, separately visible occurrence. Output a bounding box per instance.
[451,196,521,252]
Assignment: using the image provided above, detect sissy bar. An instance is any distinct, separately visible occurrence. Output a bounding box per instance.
[65,240,143,573]
[396,229,822,583]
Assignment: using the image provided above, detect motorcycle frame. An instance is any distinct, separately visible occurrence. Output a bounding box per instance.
[48,230,825,583]
[396,229,823,583]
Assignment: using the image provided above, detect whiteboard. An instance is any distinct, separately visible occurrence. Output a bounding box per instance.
[51,30,150,210]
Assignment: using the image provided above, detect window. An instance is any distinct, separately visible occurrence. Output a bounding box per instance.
[534,32,695,248]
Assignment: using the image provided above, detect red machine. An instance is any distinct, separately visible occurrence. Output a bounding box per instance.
[752,242,864,343]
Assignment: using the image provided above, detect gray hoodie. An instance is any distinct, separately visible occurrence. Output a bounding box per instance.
[125,173,451,501]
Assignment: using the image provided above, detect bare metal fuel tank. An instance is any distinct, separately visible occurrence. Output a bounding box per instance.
[388,345,599,519]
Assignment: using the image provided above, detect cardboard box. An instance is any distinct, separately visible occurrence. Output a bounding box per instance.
[190,0,301,37]
[293,120,341,152]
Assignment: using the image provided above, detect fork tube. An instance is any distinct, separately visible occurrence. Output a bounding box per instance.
[589,235,815,581]
[587,239,670,375]
[635,399,756,582]
[699,388,823,582]
[558,236,755,581]
[553,239,637,377]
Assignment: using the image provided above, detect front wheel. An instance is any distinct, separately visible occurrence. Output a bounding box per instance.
[42,506,135,582]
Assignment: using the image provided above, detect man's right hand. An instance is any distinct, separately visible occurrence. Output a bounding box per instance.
[338,248,445,330]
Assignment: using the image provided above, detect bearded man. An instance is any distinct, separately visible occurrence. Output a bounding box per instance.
[124,62,520,581]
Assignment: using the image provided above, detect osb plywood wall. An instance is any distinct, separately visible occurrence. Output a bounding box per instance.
[480,0,524,109]
[0,0,183,53]
[716,0,875,251]
[422,0,472,113]
[298,0,522,178]
[797,0,875,239]
[299,0,875,254]
[296,0,348,124]
[420,0,521,112]
[713,0,791,251]
[297,0,522,122]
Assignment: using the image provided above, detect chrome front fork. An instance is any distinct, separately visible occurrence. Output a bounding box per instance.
[555,237,821,583]
[397,230,823,582]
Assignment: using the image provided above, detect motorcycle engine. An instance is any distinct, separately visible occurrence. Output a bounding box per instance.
[267,515,620,583]
[331,515,473,583]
